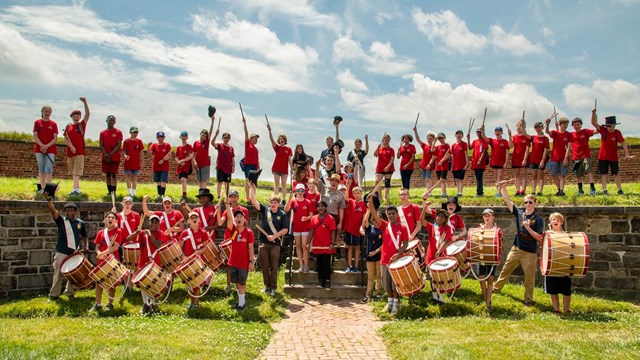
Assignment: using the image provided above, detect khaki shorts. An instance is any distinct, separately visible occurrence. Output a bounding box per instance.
[380,264,396,293]
[68,155,85,176]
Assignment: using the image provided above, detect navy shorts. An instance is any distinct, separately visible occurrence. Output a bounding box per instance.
[344,232,362,246]
[153,171,169,183]
[544,276,572,296]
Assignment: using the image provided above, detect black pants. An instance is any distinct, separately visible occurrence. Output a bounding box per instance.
[258,243,281,290]
[400,169,413,189]
[316,253,333,284]
[474,168,485,195]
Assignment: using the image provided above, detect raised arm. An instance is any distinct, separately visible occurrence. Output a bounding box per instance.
[267,123,276,148]
[142,195,152,217]
[80,97,90,124]
[242,114,249,141]
[497,181,514,213]
[591,108,601,132]
[414,127,424,147]
[364,134,369,154]
[248,182,261,210]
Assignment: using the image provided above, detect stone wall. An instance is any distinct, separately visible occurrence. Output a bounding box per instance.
[1,200,639,297]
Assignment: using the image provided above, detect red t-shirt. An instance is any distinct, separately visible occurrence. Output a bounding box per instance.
[549,130,571,162]
[398,144,416,170]
[150,142,172,172]
[423,222,454,264]
[310,214,337,255]
[180,228,210,257]
[175,143,193,174]
[153,210,183,237]
[33,119,58,154]
[117,211,141,243]
[227,225,255,269]
[64,121,86,157]
[214,143,234,174]
[398,203,421,234]
[193,139,211,168]
[343,199,366,236]
[451,141,468,171]
[288,198,312,232]
[100,128,123,162]
[244,139,259,167]
[194,204,217,230]
[138,230,167,267]
[529,135,549,165]
[428,209,465,233]
[511,135,531,167]
[272,144,292,173]
[292,179,308,191]
[571,129,595,160]
[489,138,509,167]
[375,146,395,173]
[94,227,124,262]
[419,143,434,170]
[304,191,321,214]
[379,220,409,265]
[470,139,489,170]
[220,205,250,227]
[597,128,625,161]
[123,138,144,171]
[432,143,450,171]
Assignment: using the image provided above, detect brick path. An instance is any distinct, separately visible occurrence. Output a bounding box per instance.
[259,299,390,360]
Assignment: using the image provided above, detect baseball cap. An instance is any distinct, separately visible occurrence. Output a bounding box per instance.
[482,209,494,215]
[494,126,503,132]
[228,190,239,197]
[156,131,165,138]
[344,161,353,168]
[69,110,81,117]
[338,184,347,191]
[295,183,306,191]
[180,130,188,137]
[233,210,246,218]
[188,211,199,218]
[249,133,260,139]
[162,196,172,203]
[149,214,160,221]
[123,196,133,203]
[106,115,116,121]
[129,126,139,133]
[534,122,544,128]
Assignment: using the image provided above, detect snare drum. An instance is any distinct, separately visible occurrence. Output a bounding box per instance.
[219,239,232,261]
[428,257,461,293]
[122,242,141,272]
[88,255,130,290]
[158,241,184,274]
[445,240,469,272]
[388,255,425,296]
[60,253,94,290]
[174,254,213,293]
[403,240,426,267]
[467,227,502,265]
[132,262,172,299]
[541,231,590,277]
[201,240,225,272]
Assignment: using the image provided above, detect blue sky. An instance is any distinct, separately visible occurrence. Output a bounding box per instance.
[1,0,639,177]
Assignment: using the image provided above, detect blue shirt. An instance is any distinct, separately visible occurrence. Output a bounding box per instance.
[257,203,289,246]
[511,206,544,253]
[365,224,382,262]
[54,215,87,255]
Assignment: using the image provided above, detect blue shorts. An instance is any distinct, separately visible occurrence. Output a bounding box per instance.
[243,164,257,178]
[344,232,362,246]
[153,171,169,183]
[124,169,140,176]
[35,153,55,174]
[422,169,433,179]
[547,161,568,176]
[196,166,210,182]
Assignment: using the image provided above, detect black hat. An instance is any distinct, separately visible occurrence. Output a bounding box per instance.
[306,155,314,164]
[248,168,263,185]
[208,105,216,118]
[64,202,78,210]
[333,115,343,125]
[435,208,450,219]
[42,182,59,197]
[335,139,344,149]
[441,196,461,213]
[196,188,214,201]
[364,191,381,210]
[604,116,620,126]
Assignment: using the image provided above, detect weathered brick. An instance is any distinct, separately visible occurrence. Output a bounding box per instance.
[3,251,27,261]
[594,277,638,290]
[11,266,38,275]
[623,254,640,269]
[0,215,35,228]
[38,266,53,273]
[626,234,640,246]
[593,251,622,262]
[567,216,588,233]
[0,239,18,246]
[589,261,610,271]
[29,251,52,266]
[8,229,37,238]
[589,219,611,234]
[21,238,43,250]
[572,272,594,288]
[17,274,51,289]
[0,262,8,274]
[38,228,58,237]
[0,276,17,291]
[632,218,640,233]
[611,220,629,233]
[598,234,624,243]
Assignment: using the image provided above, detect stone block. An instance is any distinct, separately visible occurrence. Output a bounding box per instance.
[632,218,640,233]
[592,251,622,262]
[38,228,58,237]
[623,254,640,269]
[2,251,27,261]
[594,277,638,290]
[44,241,56,250]
[29,250,52,266]
[611,220,629,233]
[626,234,640,246]
[39,266,54,273]
[0,215,35,228]
[21,238,43,250]
[589,261,610,271]
[10,261,26,266]
[572,272,594,288]
[567,216,588,233]
[17,274,51,289]
[8,229,37,238]
[588,219,611,235]
[598,234,624,243]
[0,262,7,274]
[0,239,18,246]
[11,266,38,275]
[0,276,17,291]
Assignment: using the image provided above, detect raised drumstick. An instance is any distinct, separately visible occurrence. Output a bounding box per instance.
[216,116,222,132]
[255,224,281,241]
[482,107,487,126]
[422,179,441,199]
[239,102,245,119]
[414,113,420,128]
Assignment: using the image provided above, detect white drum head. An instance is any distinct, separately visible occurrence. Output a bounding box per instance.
[389,255,414,269]
[406,240,419,250]
[61,254,83,272]
[446,240,467,255]
[123,242,140,250]
[430,258,456,270]
[133,262,153,283]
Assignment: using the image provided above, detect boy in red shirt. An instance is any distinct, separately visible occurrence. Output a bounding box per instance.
[451,130,468,197]
[508,120,532,196]
[398,188,422,241]
[397,134,417,190]
[217,189,249,292]
[225,203,256,311]
[193,116,215,191]
[568,117,596,195]
[481,125,510,197]
[414,128,436,195]
[528,122,549,196]
[305,179,322,214]
[142,195,184,239]
[138,214,167,314]
[309,201,337,289]
[242,114,260,201]
[467,128,489,197]
[148,131,173,198]
[431,132,451,198]
[99,115,123,196]
[212,129,235,200]
[374,134,395,203]
[545,117,572,196]
[181,188,218,238]
[91,211,124,312]
[63,97,90,195]
[123,126,144,197]
[591,110,631,195]
[179,212,210,308]
[175,131,194,201]
[343,184,367,273]
[267,124,293,204]
[33,105,58,192]
[421,205,454,303]
[285,184,313,273]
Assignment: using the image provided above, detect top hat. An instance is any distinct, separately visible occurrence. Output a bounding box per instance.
[604,116,620,126]
[196,188,214,201]
[335,139,344,149]
[208,105,216,118]
[42,182,59,198]
[248,168,263,185]
[364,191,381,210]
[441,196,462,213]
[333,115,343,126]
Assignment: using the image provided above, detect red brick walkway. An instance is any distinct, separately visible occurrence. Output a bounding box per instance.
[259,299,390,360]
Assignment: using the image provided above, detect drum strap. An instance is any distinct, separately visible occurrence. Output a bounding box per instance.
[120,212,133,236]
[103,228,111,248]
[198,207,209,228]
[145,233,152,258]
[185,228,197,252]
[398,205,410,233]
[63,218,76,250]
[266,210,279,236]
[387,224,400,250]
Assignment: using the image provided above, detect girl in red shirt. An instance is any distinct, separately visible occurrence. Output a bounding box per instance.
[123,127,144,197]
[508,119,532,196]
[451,130,469,197]
[430,132,451,198]
[528,122,549,196]
[305,179,321,214]
[481,125,510,197]
[374,134,395,203]
[397,134,417,190]
[33,105,58,191]
[309,201,337,289]
[414,128,436,195]
[175,131,194,201]
[267,124,293,204]
[179,212,210,309]
[285,184,314,272]
[91,211,124,312]
[138,215,167,314]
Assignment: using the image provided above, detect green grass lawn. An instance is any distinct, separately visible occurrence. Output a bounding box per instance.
[374,278,640,359]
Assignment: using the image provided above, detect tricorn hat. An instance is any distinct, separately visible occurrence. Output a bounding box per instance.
[441,196,461,213]
[42,182,59,197]
[364,191,381,210]
[333,115,343,125]
[248,168,263,185]
[196,188,214,201]
[208,105,216,118]
[604,116,620,126]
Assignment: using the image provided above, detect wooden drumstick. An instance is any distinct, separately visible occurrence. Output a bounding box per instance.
[594,98,597,110]
[255,224,281,241]
[216,116,222,132]
[495,178,515,187]
[414,113,420,128]
[311,246,333,250]
[264,114,270,126]
[138,213,145,231]
[422,179,441,199]
[482,107,487,127]
[111,192,116,210]
[239,102,245,119]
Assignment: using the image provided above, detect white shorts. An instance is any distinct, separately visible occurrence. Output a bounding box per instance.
[293,231,310,237]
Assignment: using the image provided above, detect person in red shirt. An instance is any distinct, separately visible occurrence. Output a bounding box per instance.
[181,188,218,238]
[305,179,322,214]
[142,195,184,239]
[91,211,124,312]
[123,126,144,198]
[267,124,293,204]
[116,196,142,250]
[591,110,631,195]
[374,134,395,203]
[474,208,503,312]
[212,128,235,200]
[397,134,417,190]
[481,124,510,197]
[568,117,596,195]
[216,189,250,293]
[309,201,337,289]
[467,128,489,197]
[224,203,255,311]
[99,115,123,196]
[242,114,260,201]
[451,130,469,197]
[545,117,572,196]
[192,116,215,192]
[138,214,167,314]
[63,97,90,195]
[33,105,58,192]
[528,122,549,196]
[367,183,409,315]
[508,119,532,196]
[343,183,367,273]
[285,184,314,272]
[292,165,310,191]
[179,212,210,309]
[397,187,422,240]
[175,131,194,201]
[421,205,454,303]
[414,128,437,195]
[341,162,358,199]
[430,132,451,198]
[148,132,173,198]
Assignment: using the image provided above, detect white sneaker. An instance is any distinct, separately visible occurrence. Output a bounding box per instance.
[390,305,398,315]
[382,303,392,313]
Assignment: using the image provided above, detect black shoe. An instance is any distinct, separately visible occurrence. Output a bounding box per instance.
[618,190,624,195]
[90,304,102,312]
[536,192,543,196]
[48,296,60,302]
[361,296,370,303]
[325,280,332,290]
[602,190,608,195]
[236,304,246,311]
[105,303,114,311]
[141,304,150,314]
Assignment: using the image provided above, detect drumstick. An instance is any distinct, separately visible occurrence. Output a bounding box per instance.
[138,213,145,231]
[311,246,333,250]
[482,107,487,127]
[522,110,525,120]
[495,178,516,186]
[594,98,597,110]
[414,113,420,128]
[422,179,441,199]
[255,224,281,241]
[264,114,270,126]
[239,102,245,119]
[216,116,222,132]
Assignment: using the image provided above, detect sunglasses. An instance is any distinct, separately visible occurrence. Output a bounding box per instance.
[524,201,534,205]
[399,193,409,196]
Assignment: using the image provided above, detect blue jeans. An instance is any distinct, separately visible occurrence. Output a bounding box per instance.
[474,168,484,195]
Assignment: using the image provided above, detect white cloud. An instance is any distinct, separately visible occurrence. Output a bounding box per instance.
[490,25,545,56]
[336,70,368,92]
[612,0,640,5]
[541,26,556,46]
[333,33,415,76]
[235,0,340,31]
[563,79,640,112]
